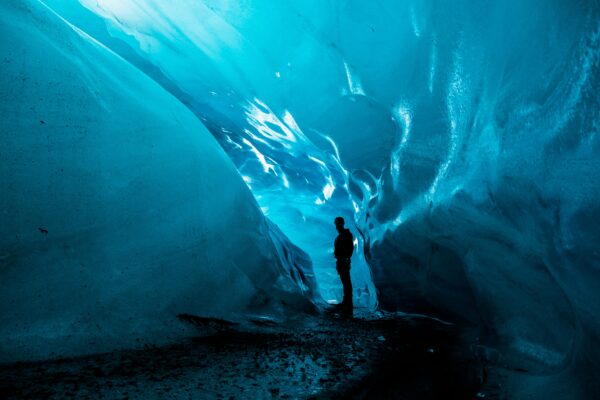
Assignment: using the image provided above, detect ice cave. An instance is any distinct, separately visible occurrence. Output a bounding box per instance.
[1,0,599,398]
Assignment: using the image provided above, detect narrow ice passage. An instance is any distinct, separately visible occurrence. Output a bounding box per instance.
[1,0,600,398]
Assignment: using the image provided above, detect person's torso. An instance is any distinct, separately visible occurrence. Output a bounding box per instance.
[335,228,354,259]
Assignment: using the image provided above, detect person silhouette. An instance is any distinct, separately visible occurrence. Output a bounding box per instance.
[334,216,354,311]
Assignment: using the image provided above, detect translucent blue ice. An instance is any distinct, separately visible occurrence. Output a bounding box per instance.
[2,1,600,397]
[0,0,314,362]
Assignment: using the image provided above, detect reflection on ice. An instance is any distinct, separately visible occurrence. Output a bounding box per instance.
[38,1,600,395]
[343,62,366,96]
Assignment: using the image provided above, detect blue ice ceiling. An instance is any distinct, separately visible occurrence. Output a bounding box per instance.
[2,0,600,397]
[47,0,385,308]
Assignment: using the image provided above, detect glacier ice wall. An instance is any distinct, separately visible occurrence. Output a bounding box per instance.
[0,0,315,362]
[44,0,380,308]
[54,0,600,396]
[2,0,600,396]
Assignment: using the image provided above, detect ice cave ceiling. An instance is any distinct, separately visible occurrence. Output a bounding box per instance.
[1,0,600,396]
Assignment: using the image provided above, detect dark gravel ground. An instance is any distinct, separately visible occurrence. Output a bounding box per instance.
[0,309,489,399]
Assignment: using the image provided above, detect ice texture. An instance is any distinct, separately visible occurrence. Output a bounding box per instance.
[2,0,600,397]
[0,0,314,362]
[56,0,599,396]
[46,0,381,309]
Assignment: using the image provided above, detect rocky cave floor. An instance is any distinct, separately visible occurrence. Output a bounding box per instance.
[0,308,508,399]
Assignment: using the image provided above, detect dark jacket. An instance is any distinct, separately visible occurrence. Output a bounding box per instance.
[334,228,354,261]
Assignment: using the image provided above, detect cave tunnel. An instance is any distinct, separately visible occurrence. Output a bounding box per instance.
[1,0,599,398]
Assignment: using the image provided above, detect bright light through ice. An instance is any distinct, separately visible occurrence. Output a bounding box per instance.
[245,98,297,144]
[281,172,290,188]
[391,103,413,186]
[343,62,365,95]
[81,0,137,19]
[282,110,305,141]
[308,155,326,168]
[242,138,275,174]
[394,104,413,142]
[323,176,335,200]
[429,50,464,198]
[314,175,335,205]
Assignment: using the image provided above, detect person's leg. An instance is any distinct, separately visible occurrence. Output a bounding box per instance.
[340,265,353,308]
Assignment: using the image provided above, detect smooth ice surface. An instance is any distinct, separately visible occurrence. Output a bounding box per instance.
[0,0,315,362]
[47,0,600,397]
[2,0,600,397]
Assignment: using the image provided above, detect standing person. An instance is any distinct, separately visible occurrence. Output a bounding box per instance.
[334,216,354,311]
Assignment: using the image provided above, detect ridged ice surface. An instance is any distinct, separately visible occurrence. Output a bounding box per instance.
[2,0,600,397]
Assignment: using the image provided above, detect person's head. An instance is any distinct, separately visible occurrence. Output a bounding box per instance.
[334,216,345,232]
